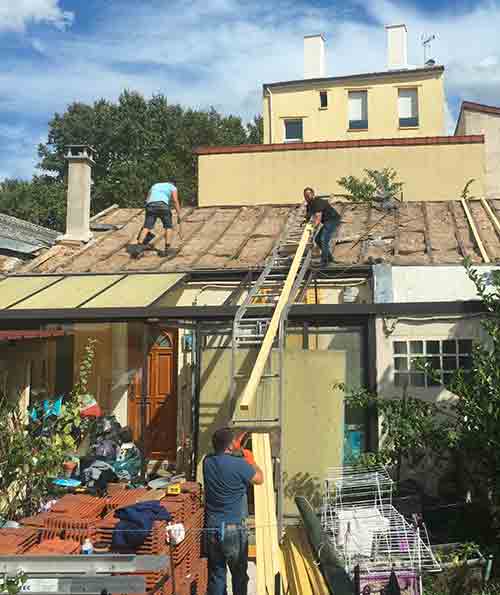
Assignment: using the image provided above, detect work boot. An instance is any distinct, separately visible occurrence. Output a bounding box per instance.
[127,244,145,258]
[158,245,171,258]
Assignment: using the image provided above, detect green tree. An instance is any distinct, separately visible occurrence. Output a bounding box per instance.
[37,91,253,213]
[446,260,500,498]
[246,115,264,144]
[0,177,66,230]
[337,168,403,206]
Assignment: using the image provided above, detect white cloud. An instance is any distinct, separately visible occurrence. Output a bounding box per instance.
[0,0,73,32]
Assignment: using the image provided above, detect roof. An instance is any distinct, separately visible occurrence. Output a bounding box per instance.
[0,214,58,255]
[0,273,185,311]
[5,199,500,277]
[263,65,444,91]
[460,101,500,117]
[196,135,483,156]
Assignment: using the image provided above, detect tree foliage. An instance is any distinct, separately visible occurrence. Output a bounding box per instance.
[0,177,66,230]
[343,258,500,505]
[1,91,262,230]
[337,168,403,206]
[0,339,96,521]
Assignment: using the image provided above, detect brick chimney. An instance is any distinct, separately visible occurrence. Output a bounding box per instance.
[60,145,96,244]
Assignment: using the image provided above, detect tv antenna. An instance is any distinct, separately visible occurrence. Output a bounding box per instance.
[421,33,436,64]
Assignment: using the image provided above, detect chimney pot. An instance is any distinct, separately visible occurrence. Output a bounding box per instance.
[60,144,96,244]
[304,34,326,79]
[386,24,408,70]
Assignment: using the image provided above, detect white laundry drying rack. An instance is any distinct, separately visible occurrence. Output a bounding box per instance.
[321,465,441,582]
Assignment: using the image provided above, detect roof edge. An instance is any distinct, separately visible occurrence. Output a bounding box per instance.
[196,134,484,156]
[461,100,500,117]
[263,65,445,91]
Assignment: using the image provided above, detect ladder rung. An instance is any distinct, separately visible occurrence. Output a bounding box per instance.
[233,373,280,379]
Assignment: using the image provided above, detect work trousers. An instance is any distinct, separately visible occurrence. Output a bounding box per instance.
[315,219,338,264]
[207,525,249,595]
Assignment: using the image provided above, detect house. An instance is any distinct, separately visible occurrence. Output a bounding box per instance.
[1,25,499,519]
[0,213,58,273]
[263,27,445,145]
[197,25,486,206]
[0,143,499,518]
[455,101,500,199]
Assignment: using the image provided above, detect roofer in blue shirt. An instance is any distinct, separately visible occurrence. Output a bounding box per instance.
[203,427,264,595]
[134,180,182,257]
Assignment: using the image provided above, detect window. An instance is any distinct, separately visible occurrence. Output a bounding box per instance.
[398,88,419,127]
[348,91,368,129]
[284,119,303,142]
[393,339,473,388]
[319,91,328,109]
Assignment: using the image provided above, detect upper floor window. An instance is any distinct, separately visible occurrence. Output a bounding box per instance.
[393,338,473,388]
[284,119,303,143]
[319,91,328,109]
[348,91,368,130]
[398,88,419,127]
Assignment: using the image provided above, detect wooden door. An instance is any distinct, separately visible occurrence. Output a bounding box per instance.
[128,330,178,460]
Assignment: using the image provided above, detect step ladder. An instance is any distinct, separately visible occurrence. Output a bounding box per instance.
[229,206,314,419]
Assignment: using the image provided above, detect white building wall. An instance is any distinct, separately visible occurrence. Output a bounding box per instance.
[390,265,500,303]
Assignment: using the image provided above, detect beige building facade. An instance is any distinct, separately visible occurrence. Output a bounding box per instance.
[196,136,485,206]
[455,101,500,198]
[263,66,446,145]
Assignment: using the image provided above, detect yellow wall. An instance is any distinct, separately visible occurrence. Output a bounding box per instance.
[198,141,485,206]
[263,69,445,143]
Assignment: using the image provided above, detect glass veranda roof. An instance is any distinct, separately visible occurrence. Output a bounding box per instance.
[0,273,185,310]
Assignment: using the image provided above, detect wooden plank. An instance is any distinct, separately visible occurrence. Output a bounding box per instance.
[239,224,314,412]
[358,205,373,263]
[294,528,330,594]
[448,202,468,258]
[481,197,500,237]
[392,204,401,259]
[253,433,281,595]
[460,197,491,263]
[421,202,434,263]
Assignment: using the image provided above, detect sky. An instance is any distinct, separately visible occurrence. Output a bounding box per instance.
[1,0,500,181]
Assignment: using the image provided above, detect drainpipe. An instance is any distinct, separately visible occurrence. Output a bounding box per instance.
[266,86,273,144]
[190,323,202,481]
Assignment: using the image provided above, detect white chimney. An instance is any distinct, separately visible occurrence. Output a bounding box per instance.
[386,24,408,70]
[60,145,96,244]
[304,34,326,79]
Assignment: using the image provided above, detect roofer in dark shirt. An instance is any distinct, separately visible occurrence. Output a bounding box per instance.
[203,427,264,595]
[304,186,341,266]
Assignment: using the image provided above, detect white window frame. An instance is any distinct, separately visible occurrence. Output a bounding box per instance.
[348,90,368,130]
[283,118,303,143]
[392,338,473,389]
[398,87,419,128]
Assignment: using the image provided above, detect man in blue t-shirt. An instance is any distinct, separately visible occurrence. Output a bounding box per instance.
[203,427,263,595]
[134,180,182,257]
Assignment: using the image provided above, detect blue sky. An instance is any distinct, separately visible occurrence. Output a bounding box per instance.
[1,0,500,180]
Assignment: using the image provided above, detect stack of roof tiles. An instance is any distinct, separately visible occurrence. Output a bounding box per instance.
[0,528,39,554]
[0,485,207,594]
[22,494,108,543]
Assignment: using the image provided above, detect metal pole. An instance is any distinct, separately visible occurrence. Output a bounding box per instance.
[140,324,150,482]
[190,323,202,481]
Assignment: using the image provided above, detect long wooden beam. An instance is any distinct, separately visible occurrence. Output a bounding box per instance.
[253,433,281,595]
[460,198,491,263]
[239,223,314,412]
[481,197,500,237]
